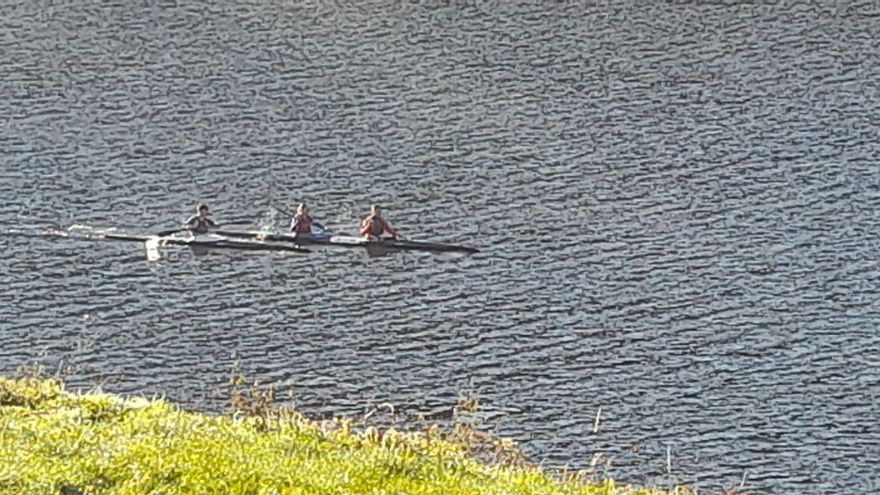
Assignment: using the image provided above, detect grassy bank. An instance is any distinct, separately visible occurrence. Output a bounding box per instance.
[0,376,682,495]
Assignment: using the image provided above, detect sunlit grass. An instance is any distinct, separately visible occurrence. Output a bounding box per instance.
[0,376,685,495]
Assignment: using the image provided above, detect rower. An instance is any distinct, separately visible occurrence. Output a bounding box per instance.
[360,204,399,240]
[182,203,216,235]
[289,203,326,235]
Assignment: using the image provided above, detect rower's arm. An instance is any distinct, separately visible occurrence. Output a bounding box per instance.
[182,215,197,229]
[313,220,326,231]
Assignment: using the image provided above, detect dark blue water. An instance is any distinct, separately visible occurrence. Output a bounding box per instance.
[2,1,879,493]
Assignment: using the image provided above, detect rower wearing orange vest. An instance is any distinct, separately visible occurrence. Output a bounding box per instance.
[289,203,325,234]
[360,204,399,240]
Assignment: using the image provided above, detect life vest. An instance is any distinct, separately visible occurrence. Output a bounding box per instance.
[292,214,313,234]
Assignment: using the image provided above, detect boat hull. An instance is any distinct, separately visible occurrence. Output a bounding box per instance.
[102,233,310,253]
[216,230,479,254]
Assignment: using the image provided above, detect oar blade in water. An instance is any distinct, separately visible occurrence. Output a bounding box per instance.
[145,238,161,261]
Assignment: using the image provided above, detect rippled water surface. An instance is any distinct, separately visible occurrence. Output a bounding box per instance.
[2,1,880,492]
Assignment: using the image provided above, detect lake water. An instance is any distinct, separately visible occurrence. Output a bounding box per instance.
[1,1,879,493]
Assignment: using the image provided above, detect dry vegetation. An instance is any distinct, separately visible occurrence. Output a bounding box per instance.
[0,375,687,495]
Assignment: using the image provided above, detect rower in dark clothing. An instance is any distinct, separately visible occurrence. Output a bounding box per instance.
[183,203,216,234]
[289,203,326,235]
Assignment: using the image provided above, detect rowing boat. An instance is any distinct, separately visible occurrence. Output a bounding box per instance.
[102,233,311,253]
[2,227,310,260]
[104,232,310,260]
[214,230,479,254]
[3,225,476,258]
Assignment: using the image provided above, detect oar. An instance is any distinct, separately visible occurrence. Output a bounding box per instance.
[155,228,183,237]
[155,219,253,238]
[140,228,185,261]
[270,204,293,217]
[143,219,254,261]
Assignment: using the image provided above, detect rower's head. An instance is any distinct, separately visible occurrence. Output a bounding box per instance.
[370,204,381,215]
[197,203,209,216]
[297,203,308,215]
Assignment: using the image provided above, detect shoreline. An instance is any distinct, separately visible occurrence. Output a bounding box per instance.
[1,376,684,495]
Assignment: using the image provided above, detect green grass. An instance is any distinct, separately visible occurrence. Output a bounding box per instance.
[0,376,684,495]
